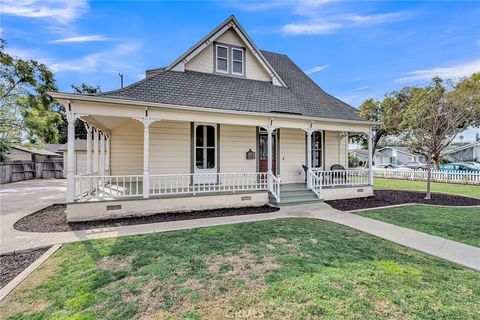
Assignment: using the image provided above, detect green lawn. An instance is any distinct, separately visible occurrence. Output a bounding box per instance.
[357,205,480,247]
[374,178,480,198]
[1,219,479,319]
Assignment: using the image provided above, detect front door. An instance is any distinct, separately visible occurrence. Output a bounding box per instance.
[258,131,276,174]
[194,123,217,184]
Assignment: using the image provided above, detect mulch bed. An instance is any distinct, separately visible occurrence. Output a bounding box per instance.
[326,190,480,211]
[0,247,50,289]
[14,205,279,233]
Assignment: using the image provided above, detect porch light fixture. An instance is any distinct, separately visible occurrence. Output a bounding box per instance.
[246,148,255,160]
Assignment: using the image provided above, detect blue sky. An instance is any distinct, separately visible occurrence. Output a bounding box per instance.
[2,0,479,141]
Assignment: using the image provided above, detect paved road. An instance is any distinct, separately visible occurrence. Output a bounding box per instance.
[0,179,66,254]
[0,180,478,270]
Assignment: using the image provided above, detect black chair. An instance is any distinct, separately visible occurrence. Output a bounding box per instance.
[329,164,346,184]
[302,165,308,183]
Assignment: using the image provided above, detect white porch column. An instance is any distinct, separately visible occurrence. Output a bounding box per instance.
[85,124,92,174]
[99,131,105,175]
[93,128,99,174]
[305,126,313,189]
[266,125,276,192]
[66,107,77,203]
[106,134,110,173]
[367,130,373,185]
[142,118,151,199]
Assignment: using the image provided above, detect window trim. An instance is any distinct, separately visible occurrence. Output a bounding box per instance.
[231,47,245,76]
[194,123,217,170]
[215,44,229,74]
[213,42,246,77]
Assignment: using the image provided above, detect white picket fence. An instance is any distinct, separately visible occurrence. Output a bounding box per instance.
[374,169,480,185]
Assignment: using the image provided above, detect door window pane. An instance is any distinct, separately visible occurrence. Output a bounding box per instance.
[196,149,204,169]
[206,125,215,147]
[206,149,215,169]
[311,131,322,168]
[196,125,204,146]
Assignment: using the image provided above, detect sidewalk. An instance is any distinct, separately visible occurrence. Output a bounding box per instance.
[1,180,479,270]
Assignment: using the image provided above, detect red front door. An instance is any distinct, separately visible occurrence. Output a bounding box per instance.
[259,133,276,174]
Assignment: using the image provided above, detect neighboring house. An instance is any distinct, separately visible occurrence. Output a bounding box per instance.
[59,139,109,178]
[44,144,65,156]
[6,145,60,162]
[49,16,376,221]
[378,146,426,165]
[349,149,390,166]
[442,141,480,162]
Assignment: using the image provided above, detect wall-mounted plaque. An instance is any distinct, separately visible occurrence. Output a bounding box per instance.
[246,149,255,160]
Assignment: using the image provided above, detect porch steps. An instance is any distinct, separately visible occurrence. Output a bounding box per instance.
[269,183,322,206]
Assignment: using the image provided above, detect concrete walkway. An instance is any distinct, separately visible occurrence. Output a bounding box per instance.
[1,180,479,271]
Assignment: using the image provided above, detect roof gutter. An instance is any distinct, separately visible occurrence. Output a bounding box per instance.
[48,92,379,126]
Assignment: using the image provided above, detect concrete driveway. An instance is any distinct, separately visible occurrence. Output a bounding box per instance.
[0,179,66,254]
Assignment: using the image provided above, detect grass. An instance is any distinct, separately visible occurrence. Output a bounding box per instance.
[374,178,480,198]
[1,219,479,319]
[357,205,480,247]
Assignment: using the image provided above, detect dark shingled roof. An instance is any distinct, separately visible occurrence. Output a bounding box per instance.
[99,50,365,122]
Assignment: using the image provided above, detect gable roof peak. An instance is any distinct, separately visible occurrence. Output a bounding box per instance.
[166,15,287,87]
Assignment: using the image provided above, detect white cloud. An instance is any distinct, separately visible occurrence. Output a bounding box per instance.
[283,21,342,35]
[395,59,480,82]
[5,42,142,74]
[351,85,369,91]
[305,65,329,75]
[51,35,112,43]
[283,11,409,35]
[1,0,88,23]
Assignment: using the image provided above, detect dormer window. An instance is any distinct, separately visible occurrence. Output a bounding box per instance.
[215,45,228,73]
[215,43,245,76]
[232,48,244,75]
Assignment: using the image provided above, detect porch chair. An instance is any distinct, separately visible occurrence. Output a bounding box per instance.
[329,164,346,185]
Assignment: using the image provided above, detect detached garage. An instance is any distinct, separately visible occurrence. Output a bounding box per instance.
[60,139,88,177]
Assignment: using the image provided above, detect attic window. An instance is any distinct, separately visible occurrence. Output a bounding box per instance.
[232,48,244,75]
[216,45,228,73]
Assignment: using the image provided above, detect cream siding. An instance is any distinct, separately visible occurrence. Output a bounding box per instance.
[324,131,347,169]
[219,124,256,173]
[185,28,271,82]
[279,128,305,183]
[149,121,190,174]
[110,119,143,175]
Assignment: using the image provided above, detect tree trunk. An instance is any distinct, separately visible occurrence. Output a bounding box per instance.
[432,153,441,169]
[371,132,383,165]
[425,156,432,200]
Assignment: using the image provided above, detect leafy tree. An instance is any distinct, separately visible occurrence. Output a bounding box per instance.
[358,89,411,162]
[401,75,479,199]
[0,38,62,146]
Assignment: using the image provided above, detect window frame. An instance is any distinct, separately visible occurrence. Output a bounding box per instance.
[194,124,216,170]
[215,44,229,74]
[231,47,245,76]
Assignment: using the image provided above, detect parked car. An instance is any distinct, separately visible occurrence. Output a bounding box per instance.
[440,163,480,172]
[464,162,480,168]
[401,161,429,170]
[372,164,413,172]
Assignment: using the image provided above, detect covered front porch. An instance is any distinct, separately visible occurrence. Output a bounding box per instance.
[60,97,374,220]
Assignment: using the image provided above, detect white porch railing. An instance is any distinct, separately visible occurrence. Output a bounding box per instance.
[268,171,281,203]
[307,168,322,198]
[74,172,273,202]
[311,169,370,188]
[374,169,480,185]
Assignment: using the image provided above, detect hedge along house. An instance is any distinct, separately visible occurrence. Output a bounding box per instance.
[49,16,377,221]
